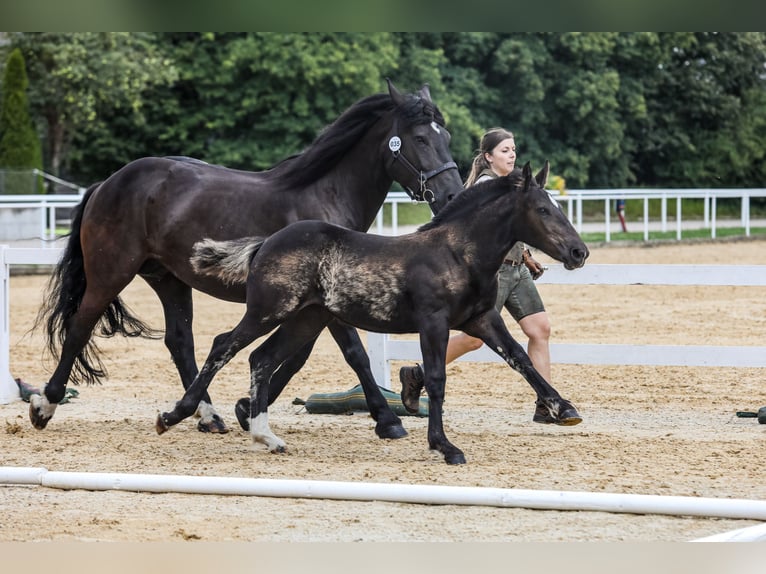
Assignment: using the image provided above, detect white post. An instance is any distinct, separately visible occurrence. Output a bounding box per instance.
[643,196,649,241]
[0,245,20,403]
[366,331,391,389]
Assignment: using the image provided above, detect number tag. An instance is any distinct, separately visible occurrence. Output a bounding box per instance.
[388,136,401,152]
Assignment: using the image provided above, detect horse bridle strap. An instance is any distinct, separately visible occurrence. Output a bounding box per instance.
[388,122,458,204]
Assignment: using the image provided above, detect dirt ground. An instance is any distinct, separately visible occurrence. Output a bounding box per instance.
[1,238,765,544]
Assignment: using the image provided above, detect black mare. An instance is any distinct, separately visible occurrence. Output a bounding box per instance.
[31,80,462,438]
[157,162,589,464]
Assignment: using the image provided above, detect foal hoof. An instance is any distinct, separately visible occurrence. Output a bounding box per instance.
[28,394,51,430]
[556,407,583,426]
[197,414,229,434]
[375,421,408,440]
[235,398,250,431]
[533,399,583,426]
[155,412,170,435]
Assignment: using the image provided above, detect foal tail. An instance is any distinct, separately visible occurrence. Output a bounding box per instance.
[36,182,160,385]
[190,236,266,286]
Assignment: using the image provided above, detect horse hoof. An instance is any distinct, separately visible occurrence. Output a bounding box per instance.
[197,414,229,434]
[375,421,408,439]
[445,452,467,465]
[155,413,170,435]
[28,395,50,430]
[270,445,287,454]
[555,408,582,426]
[235,398,250,431]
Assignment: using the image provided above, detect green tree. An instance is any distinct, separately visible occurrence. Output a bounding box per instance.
[67,32,408,181]
[633,32,766,188]
[5,32,177,179]
[0,47,43,193]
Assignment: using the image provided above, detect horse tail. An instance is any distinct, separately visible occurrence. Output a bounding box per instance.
[190,236,267,286]
[36,182,161,385]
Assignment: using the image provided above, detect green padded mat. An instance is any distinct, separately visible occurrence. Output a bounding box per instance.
[294,384,429,417]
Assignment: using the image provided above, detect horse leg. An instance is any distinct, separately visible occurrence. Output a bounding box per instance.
[418,318,466,464]
[463,312,581,425]
[30,289,126,429]
[142,270,228,433]
[156,312,275,432]
[245,307,333,453]
[327,321,406,439]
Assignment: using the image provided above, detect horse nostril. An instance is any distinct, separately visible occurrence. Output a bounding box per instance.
[572,247,589,262]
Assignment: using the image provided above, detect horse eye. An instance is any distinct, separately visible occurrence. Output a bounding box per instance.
[416,136,427,145]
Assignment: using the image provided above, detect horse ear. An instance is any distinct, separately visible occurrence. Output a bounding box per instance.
[418,83,432,102]
[522,161,533,189]
[387,78,405,107]
[535,160,550,187]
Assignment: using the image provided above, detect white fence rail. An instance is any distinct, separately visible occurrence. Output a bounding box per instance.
[2,245,765,400]
[375,188,766,241]
[0,194,83,241]
[2,187,766,243]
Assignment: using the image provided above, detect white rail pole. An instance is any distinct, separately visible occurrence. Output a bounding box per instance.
[3,466,766,522]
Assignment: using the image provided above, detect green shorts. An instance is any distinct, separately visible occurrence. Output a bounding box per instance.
[495,263,545,321]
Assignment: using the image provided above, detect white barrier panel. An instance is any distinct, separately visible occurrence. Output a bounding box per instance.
[3,247,766,397]
[367,263,766,388]
[0,246,63,403]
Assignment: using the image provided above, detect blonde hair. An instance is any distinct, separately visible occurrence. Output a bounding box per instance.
[464,127,514,188]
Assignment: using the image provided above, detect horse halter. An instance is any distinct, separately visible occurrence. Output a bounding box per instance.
[388,120,458,204]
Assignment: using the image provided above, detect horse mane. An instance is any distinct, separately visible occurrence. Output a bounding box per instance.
[418,169,523,231]
[271,91,446,189]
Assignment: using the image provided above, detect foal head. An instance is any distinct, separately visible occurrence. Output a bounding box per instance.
[512,162,589,270]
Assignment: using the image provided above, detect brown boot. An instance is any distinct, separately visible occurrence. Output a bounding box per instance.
[398,364,424,414]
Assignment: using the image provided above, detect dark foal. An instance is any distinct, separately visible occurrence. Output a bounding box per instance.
[157,162,589,464]
[30,80,462,438]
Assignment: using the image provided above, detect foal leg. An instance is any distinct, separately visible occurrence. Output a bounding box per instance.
[142,271,228,433]
[245,308,333,452]
[464,312,581,425]
[156,313,273,432]
[234,333,318,431]
[418,318,466,465]
[235,321,407,440]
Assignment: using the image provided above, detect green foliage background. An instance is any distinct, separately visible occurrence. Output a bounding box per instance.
[1,32,765,204]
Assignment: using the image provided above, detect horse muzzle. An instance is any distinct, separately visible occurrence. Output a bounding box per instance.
[562,245,589,270]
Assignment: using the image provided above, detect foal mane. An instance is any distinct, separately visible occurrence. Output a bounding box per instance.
[272,91,446,190]
[418,169,524,231]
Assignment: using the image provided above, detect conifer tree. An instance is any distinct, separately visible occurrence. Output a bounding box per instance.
[0,47,43,193]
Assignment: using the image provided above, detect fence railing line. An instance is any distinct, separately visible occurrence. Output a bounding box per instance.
[376,188,766,242]
[366,262,766,389]
[2,186,766,243]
